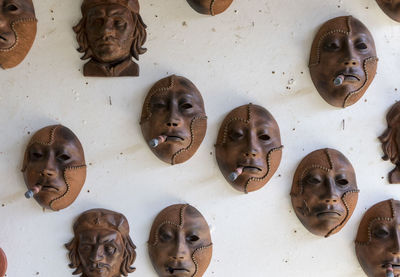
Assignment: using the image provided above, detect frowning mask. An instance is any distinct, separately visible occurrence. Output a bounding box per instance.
[309,16,378,108]
[376,0,400,22]
[290,148,359,237]
[215,104,283,193]
[355,199,400,277]
[148,204,213,277]
[66,209,136,277]
[22,125,86,211]
[186,0,233,15]
[140,75,207,165]
[0,0,37,69]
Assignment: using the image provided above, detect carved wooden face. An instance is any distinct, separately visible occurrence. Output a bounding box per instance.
[140,75,207,165]
[356,199,400,277]
[0,0,37,69]
[291,148,359,237]
[215,104,282,193]
[0,248,6,277]
[186,0,233,15]
[22,125,86,211]
[376,0,400,22]
[309,16,378,108]
[148,204,212,277]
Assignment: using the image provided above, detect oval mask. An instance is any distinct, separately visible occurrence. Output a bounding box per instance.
[186,0,233,15]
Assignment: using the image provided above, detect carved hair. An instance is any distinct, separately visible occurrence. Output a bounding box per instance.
[380,102,400,165]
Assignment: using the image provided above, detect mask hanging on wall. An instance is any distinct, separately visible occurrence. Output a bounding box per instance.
[376,0,400,22]
[22,125,86,211]
[73,0,147,77]
[66,209,136,277]
[148,204,213,277]
[0,0,37,69]
[309,16,378,108]
[140,75,207,165]
[355,199,400,277]
[290,148,359,237]
[215,104,283,193]
[186,0,233,15]
[0,248,6,277]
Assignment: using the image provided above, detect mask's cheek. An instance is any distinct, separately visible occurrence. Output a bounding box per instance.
[0,18,37,69]
[191,244,212,277]
[328,190,359,236]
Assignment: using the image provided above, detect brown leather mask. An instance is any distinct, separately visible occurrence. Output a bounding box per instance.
[22,125,86,211]
[148,204,213,277]
[186,0,233,15]
[215,104,283,193]
[140,75,207,165]
[376,0,400,22]
[290,148,359,237]
[379,101,400,184]
[355,199,400,277]
[0,248,6,277]
[73,0,147,77]
[0,0,37,69]
[66,209,136,277]
[309,16,378,108]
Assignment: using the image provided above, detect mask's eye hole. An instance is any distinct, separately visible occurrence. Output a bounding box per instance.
[356,42,367,50]
[6,4,18,11]
[336,178,349,186]
[160,231,173,242]
[306,176,321,185]
[229,131,243,141]
[105,246,116,255]
[325,41,340,51]
[259,134,270,141]
[153,102,166,109]
[31,152,43,159]
[372,226,390,239]
[187,235,199,242]
[181,103,193,110]
[58,154,70,161]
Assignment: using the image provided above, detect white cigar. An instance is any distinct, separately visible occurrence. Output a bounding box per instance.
[25,186,40,199]
[228,167,244,182]
[386,264,394,277]
[333,75,345,86]
[149,135,167,148]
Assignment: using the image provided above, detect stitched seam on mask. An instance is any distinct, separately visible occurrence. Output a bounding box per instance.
[180,204,188,227]
[0,17,37,52]
[191,243,213,277]
[347,16,352,33]
[325,189,359,237]
[171,115,207,165]
[28,125,59,147]
[244,145,283,194]
[48,165,86,210]
[210,0,216,16]
[342,56,378,108]
[392,199,396,217]
[219,104,252,145]
[299,165,331,194]
[325,149,334,170]
[355,216,393,245]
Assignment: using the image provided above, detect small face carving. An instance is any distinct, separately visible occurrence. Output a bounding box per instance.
[376,0,400,22]
[73,0,147,77]
[215,104,283,193]
[22,125,86,211]
[290,148,359,237]
[66,209,136,277]
[148,204,212,277]
[356,199,400,277]
[309,16,378,108]
[140,75,207,165]
[186,0,233,15]
[0,0,37,69]
[0,248,6,277]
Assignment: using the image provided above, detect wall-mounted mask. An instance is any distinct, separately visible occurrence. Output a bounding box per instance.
[379,101,400,184]
[376,0,400,22]
[140,75,207,165]
[66,209,136,277]
[0,248,6,277]
[186,0,233,15]
[0,0,37,69]
[215,104,283,193]
[73,0,147,77]
[355,199,400,277]
[22,125,86,211]
[290,148,359,237]
[309,16,378,108]
[148,204,212,277]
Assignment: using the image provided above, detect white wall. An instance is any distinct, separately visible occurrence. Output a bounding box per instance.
[1,0,400,276]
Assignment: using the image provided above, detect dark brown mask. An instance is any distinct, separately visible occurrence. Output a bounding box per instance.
[148,204,213,277]
[186,0,233,15]
[66,209,136,277]
[309,16,378,108]
[140,75,207,165]
[379,101,400,184]
[290,148,359,237]
[73,0,147,77]
[215,104,283,193]
[376,0,400,22]
[355,199,400,277]
[22,125,86,211]
[0,0,37,69]
[0,248,6,277]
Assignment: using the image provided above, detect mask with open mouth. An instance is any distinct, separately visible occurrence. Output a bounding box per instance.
[0,0,37,69]
[290,148,359,237]
[140,75,207,165]
[215,104,283,193]
[148,204,212,277]
[186,0,233,15]
[21,125,86,211]
[309,16,378,108]
[376,0,400,22]
[356,199,400,277]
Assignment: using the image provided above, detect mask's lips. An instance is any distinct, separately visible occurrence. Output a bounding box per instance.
[0,34,6,41]
[36,181,60,192]
[240,165,262,173]
[164,134,184,142]
[342,74,361,82]
[316,210,341,218]
[166,266,190,274]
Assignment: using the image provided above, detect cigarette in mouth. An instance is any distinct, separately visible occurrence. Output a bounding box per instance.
[149,135,167,148]
[228,167,244,182]
[386,264,394,277]
[333,74,345,86]
[25,186,40,199]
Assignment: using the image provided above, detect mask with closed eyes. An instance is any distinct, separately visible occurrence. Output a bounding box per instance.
[186,0,233,15]
[376,0,400,22]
